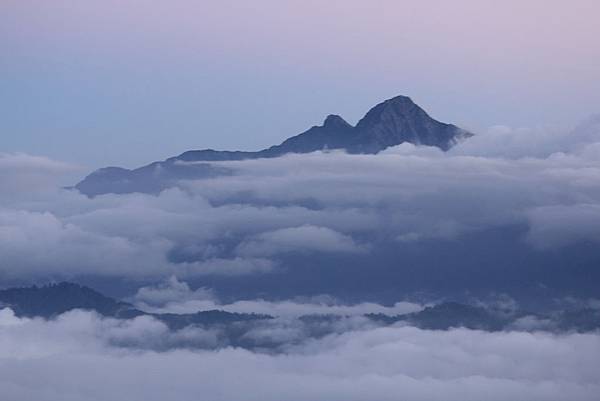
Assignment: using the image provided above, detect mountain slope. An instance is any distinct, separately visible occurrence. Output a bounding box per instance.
[0,283,271,326]
[2,283,599,335]
[0,282,138,318]
[349,96,469,152]
[75,95,472,196]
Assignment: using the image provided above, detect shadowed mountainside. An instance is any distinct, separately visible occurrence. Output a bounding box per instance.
[2,283,599,340]
[75,96,472,196]
[0,282,271,328]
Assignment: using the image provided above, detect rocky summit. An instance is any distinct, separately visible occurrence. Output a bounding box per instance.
[75,95,472,196]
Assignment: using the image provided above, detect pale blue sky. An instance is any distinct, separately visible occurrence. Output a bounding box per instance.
[2,0,599,168]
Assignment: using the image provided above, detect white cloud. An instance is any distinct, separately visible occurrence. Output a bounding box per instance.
[236,225,367,256]
[133,278,423,317]
[1,120,600,282]
[0,153,80,199]
[0,308,598,401]
[133,276,215,306]
[450,115,600,158]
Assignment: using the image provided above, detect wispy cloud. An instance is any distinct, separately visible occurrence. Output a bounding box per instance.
[0,307,598,401]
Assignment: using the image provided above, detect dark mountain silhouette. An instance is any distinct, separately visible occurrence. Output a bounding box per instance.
[2,283,599,339]
[367,302,510,331]
[74,162,231,196]
[0,282,270,327]
[75,95,472,196]
[348,96,468,153]
[0,282,138,318]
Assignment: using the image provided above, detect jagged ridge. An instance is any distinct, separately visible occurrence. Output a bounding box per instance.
[75,95,472,196]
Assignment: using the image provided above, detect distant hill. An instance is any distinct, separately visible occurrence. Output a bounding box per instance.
[0,282,271,328]
[0,282,138,318]
[2,283,599,337]
[75,95,472,196]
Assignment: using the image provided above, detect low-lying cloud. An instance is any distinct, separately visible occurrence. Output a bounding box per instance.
[0,119,599,286]
[2,120,600,400]
[132,277,423,317]
[0,307,598,401]
[236,225,368,257]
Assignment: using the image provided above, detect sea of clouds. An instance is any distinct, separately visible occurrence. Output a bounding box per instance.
[2,118,600,399]
[0,306,599,401]
[1,117,600,281]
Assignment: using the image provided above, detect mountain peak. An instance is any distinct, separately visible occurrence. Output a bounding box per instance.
[356,95,424,127]
[74,94,473,196]
[350,95,465,152]
[323,114,350,128]
[383,95,416,106]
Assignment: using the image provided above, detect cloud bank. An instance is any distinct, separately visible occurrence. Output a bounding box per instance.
[0,307,598,401]
[0,120,600,287]
[1,119,600,400]
[132,276,423,317]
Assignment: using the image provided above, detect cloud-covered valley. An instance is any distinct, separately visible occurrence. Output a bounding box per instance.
[1,119,600,303]
[0,306,599,401]
[3,2,600,399]
[2,116,600,401]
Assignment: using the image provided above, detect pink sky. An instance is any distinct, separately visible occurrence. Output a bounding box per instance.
[1,0,599,166]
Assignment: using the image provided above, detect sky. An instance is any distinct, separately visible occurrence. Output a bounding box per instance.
[1,0,599,168]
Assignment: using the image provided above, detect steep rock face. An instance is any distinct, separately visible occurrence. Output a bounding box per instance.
[75,95,472,196]
[172,114,355,161]
[349,96,469,152]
